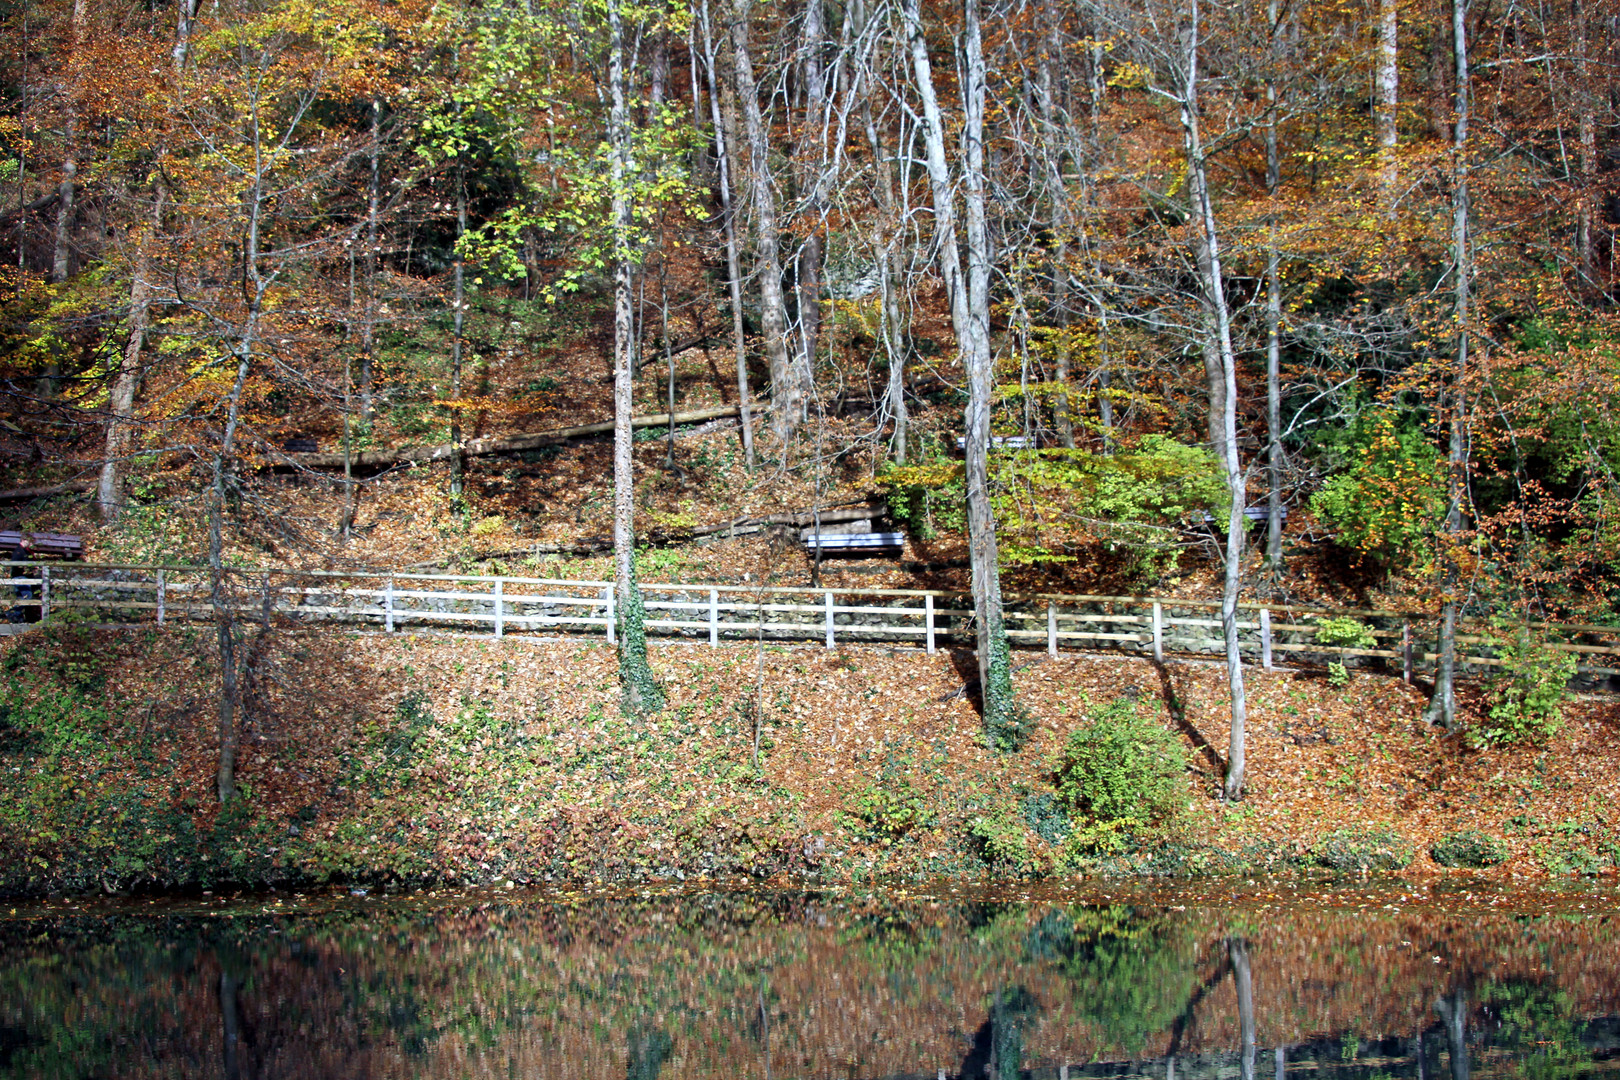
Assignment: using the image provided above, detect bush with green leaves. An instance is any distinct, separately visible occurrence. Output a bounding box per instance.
[1309,407,1445,572]
[1314,616,1377,687]
[842,775,932,840]
[1472,620,1577,749]
[1051,696,1188,835]
[1308,828,1412,873]
[1430,829,1507,868]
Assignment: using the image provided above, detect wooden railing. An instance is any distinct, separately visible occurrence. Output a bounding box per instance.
[4,561,1618,684]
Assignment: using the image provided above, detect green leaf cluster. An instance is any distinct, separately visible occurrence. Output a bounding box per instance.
[1050,695,1188,838]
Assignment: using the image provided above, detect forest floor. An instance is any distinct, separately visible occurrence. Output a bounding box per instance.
[0,616,1616,898]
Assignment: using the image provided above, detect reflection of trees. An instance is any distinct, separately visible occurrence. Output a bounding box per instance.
[1,900,1618,1079]
[1477,981,1596,1080]
[1025,906,1202,1055]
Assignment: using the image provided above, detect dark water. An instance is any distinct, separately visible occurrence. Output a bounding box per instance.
[1,885,1617,1080]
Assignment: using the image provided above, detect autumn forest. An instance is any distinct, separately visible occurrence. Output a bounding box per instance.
[1,0,1619,825]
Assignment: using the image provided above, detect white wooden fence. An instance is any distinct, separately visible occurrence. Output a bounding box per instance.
[4,561,1618,684]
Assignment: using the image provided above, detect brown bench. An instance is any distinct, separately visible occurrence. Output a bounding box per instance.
[0,531,83,560]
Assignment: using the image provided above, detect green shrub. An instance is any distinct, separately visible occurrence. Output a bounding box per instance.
[1314,617,1377,687]
[966,810,1038,875]
[1051,696,1188,830]
[1430,829,1507,868]
[842,777,932,840]
[1473,621,1577,748]
[1309,828,1412,873]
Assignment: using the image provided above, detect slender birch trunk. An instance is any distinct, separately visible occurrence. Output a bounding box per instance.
[449,175,466,499]
[698,0,755,467]
[796,0,827,390]
[99,187,164,522]
[905,0,1024,744]
[852,0,908,462]
[1426,0,1471,731]
[1377,0,1399,206]
[610,0,663,716]
[728,0,801,440]
[1264,0,1284,567]
[1179,0,1248,797]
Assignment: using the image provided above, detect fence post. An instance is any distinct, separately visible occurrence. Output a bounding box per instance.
[261,571,272,628]
[1047,602,1058,656]
[156,570,166,625]
[1402,621,1413,683]
[825,590,835,648]
[605,585,615,643]
[1152,601,1163,663]
[925,594,935,654]
[493,579,503,638]
[40,566,49,621]
[1259,608,1272,671]
[709,588,719,647]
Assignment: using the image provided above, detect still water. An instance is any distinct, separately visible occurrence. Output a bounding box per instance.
[1,884,1616,1079]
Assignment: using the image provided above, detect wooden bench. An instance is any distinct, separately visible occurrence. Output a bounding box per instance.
[0,531,83,560]
[803,532,905,558]
[955,435,1035,450]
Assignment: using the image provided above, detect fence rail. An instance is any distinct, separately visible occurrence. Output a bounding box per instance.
[5,561,1618,686]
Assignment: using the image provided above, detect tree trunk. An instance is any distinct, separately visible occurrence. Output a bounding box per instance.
[610,0,662,717]
[1435,989,1470,1080]
[1264,0,1284,567]
[1426,0,1471,731]
[361,98,381,421]
[1574,0,1596,283]
[1230,939,1256,1080]
[795,0,827,393]
[728,0,801,440]
[1377,0,1399,205]
[698,0,755,467]
[99,187,163,522]
[905,0,1024,746]
[449,175,466,500]
[1179,0,1249,798]
[1036,0,1074,448]
[854,0,908,462]
[173,0,199,72]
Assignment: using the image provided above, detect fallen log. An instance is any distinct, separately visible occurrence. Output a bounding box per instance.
[0,479,94,502]
[281,405,742,470]
[406,500,887,568]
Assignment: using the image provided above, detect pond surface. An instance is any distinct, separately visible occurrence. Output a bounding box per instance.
[2,883,1618,1079]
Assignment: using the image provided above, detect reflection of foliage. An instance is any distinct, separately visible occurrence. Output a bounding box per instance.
[1024,906,1200,1054]
[626,1023,673,1080]
[1480,981,1593,1080]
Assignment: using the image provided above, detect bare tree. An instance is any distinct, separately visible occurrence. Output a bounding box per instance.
[1175,0,1249,797]
[905,0,1026,744]
[1425,0,1472,731]
[728,0,804,441]
[698,0,756,467]
[609,0,663,716]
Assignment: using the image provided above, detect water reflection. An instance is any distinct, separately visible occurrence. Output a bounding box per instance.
[0,891,1616,1079]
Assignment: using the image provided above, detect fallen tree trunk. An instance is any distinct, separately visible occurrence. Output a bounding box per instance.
[0,479,95,502]
[281,405,742,470]
[407,500,886,568]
